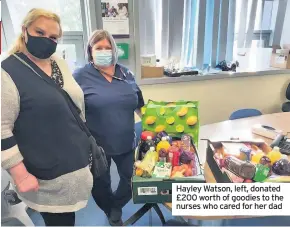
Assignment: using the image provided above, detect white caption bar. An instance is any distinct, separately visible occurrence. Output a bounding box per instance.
[172,183,290,216]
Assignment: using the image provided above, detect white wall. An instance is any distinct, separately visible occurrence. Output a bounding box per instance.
[281,0,290,46]
[138,74,290,125]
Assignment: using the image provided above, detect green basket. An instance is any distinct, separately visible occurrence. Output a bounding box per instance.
[132,136,205,204]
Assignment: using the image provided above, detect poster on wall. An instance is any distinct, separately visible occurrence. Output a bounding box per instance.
[116,43,129,59]
[101,0,129,38]
[0,22,1,55]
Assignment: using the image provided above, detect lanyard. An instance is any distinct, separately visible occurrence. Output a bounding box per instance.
[91,63,127,81]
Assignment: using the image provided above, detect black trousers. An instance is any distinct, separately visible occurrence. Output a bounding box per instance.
[92,150,134,214]
[40,212,75,226]
[40,151,133,226]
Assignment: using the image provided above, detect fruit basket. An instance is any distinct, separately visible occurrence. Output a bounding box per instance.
[206,139,290,183]
[132,133,205,204]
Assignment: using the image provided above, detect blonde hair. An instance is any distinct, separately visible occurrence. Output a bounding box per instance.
[8,8,62,55]
[87,29,118,65]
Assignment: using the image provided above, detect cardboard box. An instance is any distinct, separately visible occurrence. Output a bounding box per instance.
[270,45,290,69]
[141,65,164,79]
[141,55,156,66]
[205,139,290,183]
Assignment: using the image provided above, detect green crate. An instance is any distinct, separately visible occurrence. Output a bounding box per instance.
[132,136,205,204]
[132,174,205,204]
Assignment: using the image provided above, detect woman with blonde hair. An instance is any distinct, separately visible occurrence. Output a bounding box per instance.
[1,8,93,226]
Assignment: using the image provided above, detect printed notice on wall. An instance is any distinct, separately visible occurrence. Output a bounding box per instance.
[101,0,129,38]
[172,183,290,216]
[0,21,1,55]
[275,55,286,65]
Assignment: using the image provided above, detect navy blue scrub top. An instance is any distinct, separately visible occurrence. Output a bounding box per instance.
[73,63,144,155]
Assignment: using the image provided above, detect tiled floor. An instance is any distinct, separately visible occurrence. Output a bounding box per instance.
[29,197,173,226]
[28,161,290,226]
[29,161,173,226]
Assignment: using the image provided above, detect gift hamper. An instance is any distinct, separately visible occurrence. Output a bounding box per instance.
[206,139,290,183]
[132,100,205,204]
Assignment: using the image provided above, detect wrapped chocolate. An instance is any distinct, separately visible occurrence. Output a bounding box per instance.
[272,159,290,176]
[259,156,271,168]
[159,148,168,162]
[224,156,256,179]
[180,151,194,164]
[224,169,245,183]
[181,134,191,152]
[154,131,171,145]
[180,151,198,176]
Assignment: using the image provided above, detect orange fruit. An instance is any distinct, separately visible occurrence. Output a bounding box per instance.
[135,168,143,177]
[185,168,193,177]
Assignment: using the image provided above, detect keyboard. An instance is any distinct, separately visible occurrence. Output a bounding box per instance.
[279,139,290,155]
[271,134,290,155]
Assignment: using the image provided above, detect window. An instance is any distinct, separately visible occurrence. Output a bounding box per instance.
[1,22,7,57]
[138,0,289,77]
[6,0,83,33]
[2,0,87,70]
[233,0,289,72]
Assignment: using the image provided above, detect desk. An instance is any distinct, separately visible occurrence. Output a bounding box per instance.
[165,112,290,220]
[124,113,290,225]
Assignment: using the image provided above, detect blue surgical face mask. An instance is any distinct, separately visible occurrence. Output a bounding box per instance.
[93,50,113,67]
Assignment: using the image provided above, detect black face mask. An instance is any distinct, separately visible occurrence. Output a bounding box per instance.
[25,30,57,59]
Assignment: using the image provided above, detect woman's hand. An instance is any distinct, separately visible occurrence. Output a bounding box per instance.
[14,174,39,193]
[9,162,39,193]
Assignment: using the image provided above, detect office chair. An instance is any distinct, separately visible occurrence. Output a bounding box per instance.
[229,109,262,120]
[282,82,290,112]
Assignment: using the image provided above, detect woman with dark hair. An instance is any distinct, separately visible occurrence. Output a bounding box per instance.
[73,29,144,226]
